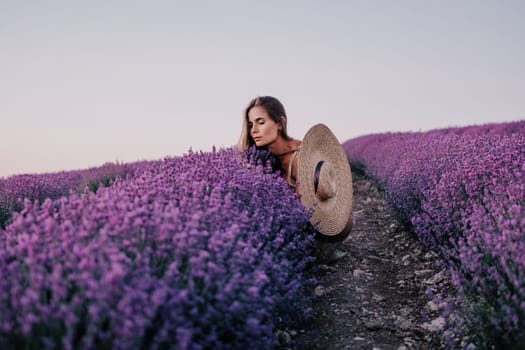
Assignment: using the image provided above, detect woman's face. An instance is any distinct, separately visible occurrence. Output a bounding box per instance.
[247,106,280,147]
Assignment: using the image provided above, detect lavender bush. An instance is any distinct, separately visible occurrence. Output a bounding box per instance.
[0,147,315,349]
[343,121,525,348]
[0,161,149,229]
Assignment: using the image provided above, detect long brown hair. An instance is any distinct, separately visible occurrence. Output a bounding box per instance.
[237,96,292,151]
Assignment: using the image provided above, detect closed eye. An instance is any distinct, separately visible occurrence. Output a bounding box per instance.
[248,118,265,129]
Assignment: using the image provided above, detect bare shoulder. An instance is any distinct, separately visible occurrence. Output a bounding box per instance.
[291,141,301,179]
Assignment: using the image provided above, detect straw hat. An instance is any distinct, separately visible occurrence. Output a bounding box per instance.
[297,124,353,242]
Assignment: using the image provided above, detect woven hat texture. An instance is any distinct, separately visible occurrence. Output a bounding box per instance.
[297,124,353,240]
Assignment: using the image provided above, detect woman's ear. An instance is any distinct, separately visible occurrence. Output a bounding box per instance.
[279,116,285,130]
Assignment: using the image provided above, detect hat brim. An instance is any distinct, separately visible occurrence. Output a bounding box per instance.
[297,124,353,241]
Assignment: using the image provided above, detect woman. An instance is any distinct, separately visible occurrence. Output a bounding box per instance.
[238,96,348,263]
[238,96,302,189]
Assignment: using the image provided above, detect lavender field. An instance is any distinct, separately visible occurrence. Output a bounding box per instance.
[0,148,316,349]
[343,120,525,348]
[2,120,523,349]
[0,161,151,229]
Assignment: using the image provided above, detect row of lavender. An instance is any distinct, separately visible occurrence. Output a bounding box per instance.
[0,148,315,349]
[343,120,525,347]
[0,161,151,229]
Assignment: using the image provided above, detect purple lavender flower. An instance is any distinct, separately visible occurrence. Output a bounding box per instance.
[0,148,316,349]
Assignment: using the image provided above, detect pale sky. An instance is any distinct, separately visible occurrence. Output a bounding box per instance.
[1,1,524,178]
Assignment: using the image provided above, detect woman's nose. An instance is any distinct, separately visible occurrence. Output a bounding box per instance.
[251,125,258,134]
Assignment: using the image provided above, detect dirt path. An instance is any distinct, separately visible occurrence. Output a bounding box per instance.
[283,171,451,349]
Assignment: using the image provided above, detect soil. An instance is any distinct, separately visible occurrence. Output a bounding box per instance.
[279,170,453,350]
